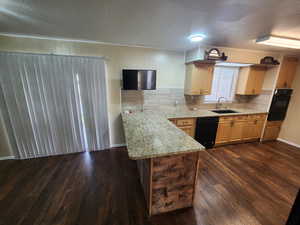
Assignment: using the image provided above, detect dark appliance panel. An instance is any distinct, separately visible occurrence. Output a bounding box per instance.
[195,117,219,149]
[122,69,156,90]
[268,89,293,121]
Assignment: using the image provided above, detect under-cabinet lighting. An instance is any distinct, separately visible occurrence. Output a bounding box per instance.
[256,36,300,49]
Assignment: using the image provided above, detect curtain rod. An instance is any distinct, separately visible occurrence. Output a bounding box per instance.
[0,51,110,60]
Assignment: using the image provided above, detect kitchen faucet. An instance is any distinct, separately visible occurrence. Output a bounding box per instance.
[216,97,227,109]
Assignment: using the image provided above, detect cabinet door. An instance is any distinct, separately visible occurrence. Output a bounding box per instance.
[230,121,246,142]
[179,126,195,137]
[184,63,214,95]
[244,120,261,140]
[263,126,281,141]
[286,58,299,88]
[253,120,264,139]
[253,67,267,95]
[199,64,214,95]
[263,121,282,141]
[215,121,232,144]
[236,66,266,95]
[243,122,253,140]
[184,64,201,95]
[245,71,257,95]
[277,57,299,88]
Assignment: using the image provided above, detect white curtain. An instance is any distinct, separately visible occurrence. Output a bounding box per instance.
[0,52,110,159]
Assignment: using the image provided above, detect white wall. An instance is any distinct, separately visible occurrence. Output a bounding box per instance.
[0,35,185,156]
[279,64,300,146]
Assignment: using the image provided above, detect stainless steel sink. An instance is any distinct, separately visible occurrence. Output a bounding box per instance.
[211,109,239,114]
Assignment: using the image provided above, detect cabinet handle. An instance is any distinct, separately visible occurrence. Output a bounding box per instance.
[284,82,287,87]
[231,121,234,127]
[254,120,258,125]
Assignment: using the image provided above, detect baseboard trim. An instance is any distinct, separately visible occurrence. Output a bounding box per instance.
[277,138,300,149]
[110,143,126,148]
[0,156,15,160]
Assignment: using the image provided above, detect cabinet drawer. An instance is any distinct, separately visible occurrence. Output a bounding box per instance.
[248,114,267,121]
[254,114,267,121]
[168,119,177,125]
[219,116,234,122]
[178,126,195,137]
[266,121,282,127]
[234,115,248,121]
[176,118,194,126]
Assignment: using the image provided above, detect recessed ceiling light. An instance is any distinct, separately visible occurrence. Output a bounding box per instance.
[256,35,300,49]
[188,34,206,42]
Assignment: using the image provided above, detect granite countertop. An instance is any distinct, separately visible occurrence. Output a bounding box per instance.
[122,112,205,160]
[165,108,268,119]
[122,108,268,160]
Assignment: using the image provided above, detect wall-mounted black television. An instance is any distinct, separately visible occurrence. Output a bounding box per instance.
[122,69,156,90]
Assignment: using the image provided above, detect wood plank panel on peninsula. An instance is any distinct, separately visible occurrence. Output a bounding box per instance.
[136,152,200,216]
[122,112,205,216]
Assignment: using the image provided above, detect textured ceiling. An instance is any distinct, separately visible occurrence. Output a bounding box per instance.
[1,0,300,51]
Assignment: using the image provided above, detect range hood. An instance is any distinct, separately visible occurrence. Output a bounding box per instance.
[122,69,156,90]
[185,47,228,64]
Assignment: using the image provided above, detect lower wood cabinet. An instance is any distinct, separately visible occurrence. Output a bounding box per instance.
[215,114,267,145]
[169,118,196,138]
[243,115,265,141]
[263,121,282,141]
[215,118,233,144]
[231,120,247,142]
[170,114,267,147]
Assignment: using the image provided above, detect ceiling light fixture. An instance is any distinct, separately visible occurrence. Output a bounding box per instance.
[256,35,300,49]
[188,34,206,42]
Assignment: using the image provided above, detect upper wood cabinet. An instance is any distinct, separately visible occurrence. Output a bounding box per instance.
[276,57,299,89]
[236,66,267,95]
[184,62,214,95]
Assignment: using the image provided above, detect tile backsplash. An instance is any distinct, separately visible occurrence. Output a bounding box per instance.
[121,88,273,112]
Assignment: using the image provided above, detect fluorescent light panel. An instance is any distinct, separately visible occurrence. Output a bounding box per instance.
[256,36,300,49]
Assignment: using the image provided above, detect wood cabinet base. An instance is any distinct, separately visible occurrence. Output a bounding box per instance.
[136,152,200,216]
[262,121,282,141]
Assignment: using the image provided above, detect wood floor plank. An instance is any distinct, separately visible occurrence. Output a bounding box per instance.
[0,141,299,225]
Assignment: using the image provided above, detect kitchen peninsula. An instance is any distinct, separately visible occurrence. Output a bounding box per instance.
[122,108,269,215]
[122,112,205,216]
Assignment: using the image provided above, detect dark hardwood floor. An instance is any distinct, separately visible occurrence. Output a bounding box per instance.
[0,141,299,225]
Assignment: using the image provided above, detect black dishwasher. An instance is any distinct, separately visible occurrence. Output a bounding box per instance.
[195,117,219,149]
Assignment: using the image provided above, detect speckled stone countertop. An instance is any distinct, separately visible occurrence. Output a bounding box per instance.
[122,108,268,160]
[122,112,205,160]
[165,108,268,119]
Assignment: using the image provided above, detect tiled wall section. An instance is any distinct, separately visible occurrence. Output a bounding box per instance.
[121,88,273,112]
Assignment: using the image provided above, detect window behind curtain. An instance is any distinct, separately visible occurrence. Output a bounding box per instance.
[0,52,110,159]
[205,66,239,103]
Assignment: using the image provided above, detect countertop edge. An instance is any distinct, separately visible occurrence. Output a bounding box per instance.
[128,147,205,160]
